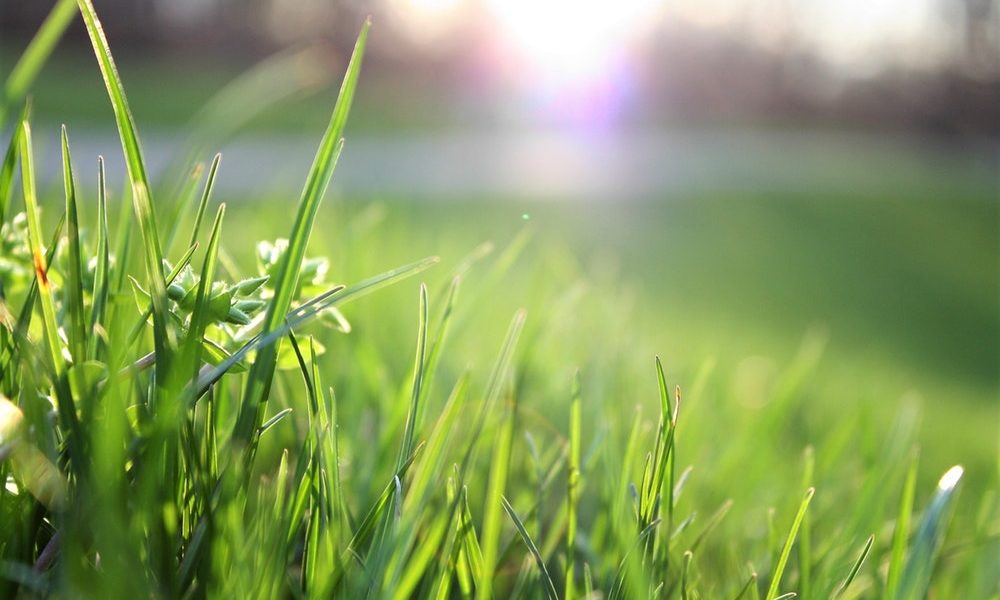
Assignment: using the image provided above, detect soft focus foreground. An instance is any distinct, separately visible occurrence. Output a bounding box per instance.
[0,1,997,598]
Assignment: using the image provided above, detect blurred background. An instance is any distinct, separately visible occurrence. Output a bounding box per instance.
[1,1,997,476]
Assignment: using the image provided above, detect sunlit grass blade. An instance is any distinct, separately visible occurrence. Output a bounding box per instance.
[566,370,582,600]
[387,375,470,598]
[18,118,84,471]
[798,446,814,599]
[87,156,110,361]
[501,495,559,600]
[478,403,515,599]
[833,534,874,598]
[182,203,226,380]
[77,0,174,371]
[765,487,815,600]
[60,126,87,367]
[884,450,919,600]
[161,161,204,254]
[235,17,371,459]
[186,153,221,251]
[1,0,76,127]
[0,104,31,222]
[395,283,428,473]
[894,465,963,600]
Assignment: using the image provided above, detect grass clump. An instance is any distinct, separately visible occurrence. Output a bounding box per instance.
[0,2,996,598]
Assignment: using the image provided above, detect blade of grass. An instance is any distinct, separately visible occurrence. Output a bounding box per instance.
[765,487,815,600]
[87,156,110,361]
[478,381,518,599]
[884,450,919,600]
[1,0,77,127]
[1,104,31,222]
[235,18,370,461]
[77,0,175,372]
[60,126,87,368]
[395,283,428,473]
[833,534,874,598]
[894,465,963,600]
[501,495,559,600]
[566,370,582,600]
[18,118,84,471]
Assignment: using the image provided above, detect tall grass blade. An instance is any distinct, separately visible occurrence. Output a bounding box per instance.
[60,126,87,367]
[765,487,815,600]
[566,370,582,600]
[1,0,76,127]
[236,18,370,458]
[87,156,110,361]
[77,0,174,370]
[884,451,919,599]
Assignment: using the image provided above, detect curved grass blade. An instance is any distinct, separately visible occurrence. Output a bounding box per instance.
[833,534,874,598]
[765,487,815,600]
[501,495,559,600]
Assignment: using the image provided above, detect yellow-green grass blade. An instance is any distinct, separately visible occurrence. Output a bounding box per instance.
[161,161,205,255]
[76,0,174,370]
[236,18,370,457]
[566,370,582,600]
[884,450,919,599]
[19,120,66,384]
[60,126,87,368]
[765,487,815,600]
[87,156,110,361]
[1,0,77,127]
[799,446,815,599]
[182,203,226,382]
[186,153,221,252]
[18,118,83,466]
[501,495,559,600]
[478,391,517,600]
[1,104,31,223]
[395,283,429,473]
[387,375,470,597]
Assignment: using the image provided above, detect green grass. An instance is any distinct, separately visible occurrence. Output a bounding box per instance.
[1,3,997,598]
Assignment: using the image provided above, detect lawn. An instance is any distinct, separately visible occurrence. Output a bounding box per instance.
[0,1,997,598]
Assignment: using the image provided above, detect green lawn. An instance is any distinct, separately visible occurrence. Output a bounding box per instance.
[1,3,997,597]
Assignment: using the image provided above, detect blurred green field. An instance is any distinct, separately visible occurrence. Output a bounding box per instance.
[212,185,998,489]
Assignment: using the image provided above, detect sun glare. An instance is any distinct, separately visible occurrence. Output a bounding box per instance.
[484,0,662,82]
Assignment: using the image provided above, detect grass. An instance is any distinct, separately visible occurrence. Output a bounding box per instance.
[1,2,998,598]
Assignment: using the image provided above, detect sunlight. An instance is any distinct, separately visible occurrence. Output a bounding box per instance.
[484,0,662,83]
